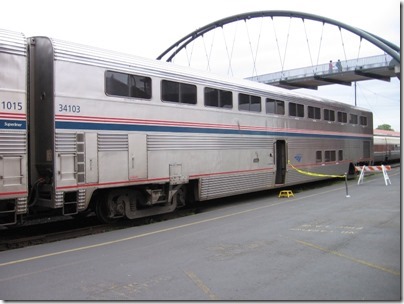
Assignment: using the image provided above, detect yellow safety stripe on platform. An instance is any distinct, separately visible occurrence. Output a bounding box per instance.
[288,161,345,178]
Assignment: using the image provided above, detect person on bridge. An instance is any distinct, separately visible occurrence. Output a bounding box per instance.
[336,59,342,72]
[329,60,334,73]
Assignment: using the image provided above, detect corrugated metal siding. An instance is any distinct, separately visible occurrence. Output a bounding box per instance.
[0,132,26,154]
[98,133,128,151]
[0,29,26,56]
[55,133,76,153]
[200,171,273,200]
[51,38,203,83]
[148,134,272,151]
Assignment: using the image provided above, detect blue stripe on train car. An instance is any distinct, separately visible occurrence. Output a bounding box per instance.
[55,121,371,140]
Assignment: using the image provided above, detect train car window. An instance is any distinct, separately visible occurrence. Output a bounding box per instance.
[181,83,197,104]
[162,80,179,102]
[289,102,304,117]
[324,109,335,122]
[239,94,249,111]
[325,151,330,162]
[266,98,285,115]
[161,80,197,104]
[325,150,336,162]
[338,150,343,161]
[220,90,233,108]
[337,111,347,123]
[349,114,358,124]
[205,87,219,107]
[250,95,261,112]
[204,87,233,109]
[308,106,321,119]
[360,116,368,126]
[238,93,261,112]
[105,71,151,99]
[316,151,322,163]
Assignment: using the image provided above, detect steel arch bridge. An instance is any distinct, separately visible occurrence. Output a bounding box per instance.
[157,10,400,63]
[157,11,399,89]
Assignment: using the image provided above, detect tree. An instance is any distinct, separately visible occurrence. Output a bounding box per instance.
[376,124,394,131]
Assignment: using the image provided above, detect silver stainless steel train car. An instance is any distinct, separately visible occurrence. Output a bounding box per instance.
[0,30,28,225]
[373,129,400,163]
[0,29,373,225]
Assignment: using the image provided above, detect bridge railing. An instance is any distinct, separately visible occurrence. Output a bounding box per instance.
[249,54,394,83]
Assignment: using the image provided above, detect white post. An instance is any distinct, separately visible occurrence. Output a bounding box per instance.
[382,165,391,186]
[357,166,366,185]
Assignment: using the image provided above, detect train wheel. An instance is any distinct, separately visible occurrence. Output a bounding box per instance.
[173,185,187,208]
[95,190,125,224]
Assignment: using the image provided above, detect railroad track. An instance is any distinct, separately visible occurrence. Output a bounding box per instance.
[0,207,202,252]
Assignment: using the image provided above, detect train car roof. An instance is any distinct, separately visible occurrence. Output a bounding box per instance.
[373,129,400,137]
[0,29,26,56]
[38,36,370,113]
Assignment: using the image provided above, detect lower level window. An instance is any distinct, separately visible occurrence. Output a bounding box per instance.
[325,150,336,162]
[338,150,343,161]
[316,151,322,163]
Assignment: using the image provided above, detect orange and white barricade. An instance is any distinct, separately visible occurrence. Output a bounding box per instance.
[356,165,391,186]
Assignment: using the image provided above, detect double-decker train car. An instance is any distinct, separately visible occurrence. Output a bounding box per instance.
[373,129,400,163]
[0,29,373,226]
[0,30,28,225]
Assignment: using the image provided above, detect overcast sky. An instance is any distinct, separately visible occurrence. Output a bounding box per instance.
[1,0,401,131]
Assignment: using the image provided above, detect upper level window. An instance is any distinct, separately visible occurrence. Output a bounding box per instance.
[105,71,151,99]
[308,106,321,120]
[360,116,368,126]
[204,87,233,109]
[350,114,358,124]
[161,80,197,104]
[337,111,348,123]
[238,93,261,112]
[289,102,304,117]
[324,109,335,122]
[266,98,285,115]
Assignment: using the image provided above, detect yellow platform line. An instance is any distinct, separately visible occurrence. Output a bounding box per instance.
[295,239,400,276]
[184,270,219,300]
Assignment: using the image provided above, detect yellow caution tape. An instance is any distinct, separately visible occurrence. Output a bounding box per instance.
[288,161,345,178]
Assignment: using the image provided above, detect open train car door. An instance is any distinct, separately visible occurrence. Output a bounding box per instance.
[275,140,287,185]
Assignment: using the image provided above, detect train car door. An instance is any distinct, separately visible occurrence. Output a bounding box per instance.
[85,133,98,183]
[275,140,287,185]
[128,133,147,180]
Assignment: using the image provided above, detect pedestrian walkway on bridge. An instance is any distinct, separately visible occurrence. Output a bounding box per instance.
[247,54,400,90]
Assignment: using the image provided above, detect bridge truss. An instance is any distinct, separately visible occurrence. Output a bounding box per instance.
[157,11,400,89]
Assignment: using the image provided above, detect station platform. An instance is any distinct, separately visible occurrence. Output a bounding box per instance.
[0,167,400,300]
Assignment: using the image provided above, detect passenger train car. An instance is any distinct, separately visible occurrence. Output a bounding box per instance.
[0,29,373,226]
[373,129,400,163]
[0,30,28,225]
